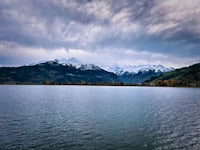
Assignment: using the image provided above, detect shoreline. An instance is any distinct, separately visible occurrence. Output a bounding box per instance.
[0,84,199,88]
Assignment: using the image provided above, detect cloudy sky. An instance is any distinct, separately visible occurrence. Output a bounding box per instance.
[0,0,200,68]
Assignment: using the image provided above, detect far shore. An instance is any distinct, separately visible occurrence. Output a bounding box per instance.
[0,83,199,88]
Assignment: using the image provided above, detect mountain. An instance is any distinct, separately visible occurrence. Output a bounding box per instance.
[106,64,174,75]
[0,61,119,84]
[31,57,102,71]
[106,64,174,83]
[145,63,200,87]
[0,57,176,85]
[30,57,83,68]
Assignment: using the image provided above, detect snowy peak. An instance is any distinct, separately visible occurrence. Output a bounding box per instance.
[107,64,174,75]
[79,64,102,71]
[105,64,124,75]
[29,57,82,68]
[54,57,102,70]
[29,57,103,71]
[54,57,82,68]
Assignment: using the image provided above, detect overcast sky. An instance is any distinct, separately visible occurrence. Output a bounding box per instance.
[0,0,200,68]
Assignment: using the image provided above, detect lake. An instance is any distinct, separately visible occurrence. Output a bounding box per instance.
[0,85,200,150]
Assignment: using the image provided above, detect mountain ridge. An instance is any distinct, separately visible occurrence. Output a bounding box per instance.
[105,64,174,75]
[1,57,197,86]
[29,57,174,74]
[27,57,174,83]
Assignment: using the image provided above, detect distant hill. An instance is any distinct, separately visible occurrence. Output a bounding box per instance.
[145,63,200,87]
[0,61,119,85]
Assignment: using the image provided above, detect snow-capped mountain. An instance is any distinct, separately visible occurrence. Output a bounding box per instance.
[104,64,174,83]
[25,57,176,84]
[30,57,102,71]
[55,57,102,70]
[106,64,174,75]
[30,57,174,74]
[54,57,83,68]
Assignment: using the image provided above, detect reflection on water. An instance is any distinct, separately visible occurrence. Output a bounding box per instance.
[0,86,200,149]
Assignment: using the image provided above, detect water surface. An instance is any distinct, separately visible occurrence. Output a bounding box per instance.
[0,86,200,149]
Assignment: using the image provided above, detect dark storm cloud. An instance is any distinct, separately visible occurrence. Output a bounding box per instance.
[0,0,200,66]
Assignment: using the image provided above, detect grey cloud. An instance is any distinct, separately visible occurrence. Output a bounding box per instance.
[0,0,200,66]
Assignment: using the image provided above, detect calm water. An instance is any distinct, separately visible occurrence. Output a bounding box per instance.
[0,86,200,150]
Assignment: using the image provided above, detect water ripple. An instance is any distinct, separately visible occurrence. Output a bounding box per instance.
[0,86,200,150]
